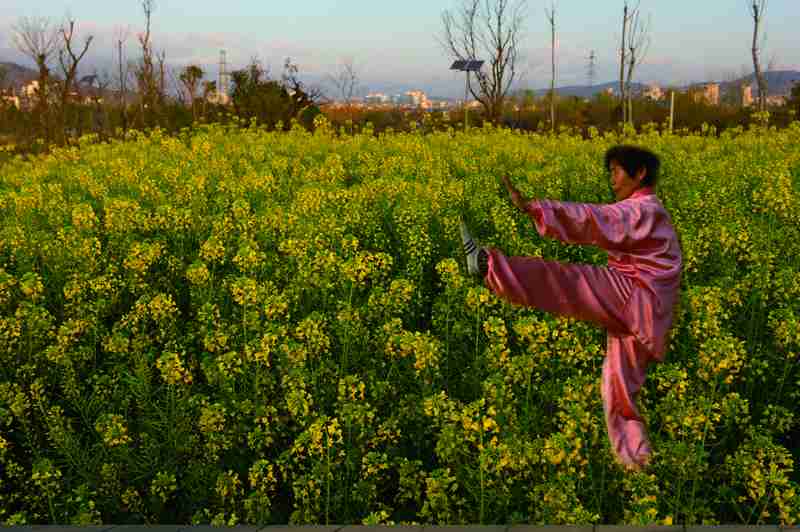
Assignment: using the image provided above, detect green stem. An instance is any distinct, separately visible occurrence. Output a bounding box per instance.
[687,379,719,523]
[474,306,481,383]
[341,282,354,376]
[345,417,352,523]
[774,355,792,405]
[326,440,331,525]
[479,418,485,524]
[48,495,57,524]
[525,359,534,432]
[444,291,451,394]
[754,491,772,525]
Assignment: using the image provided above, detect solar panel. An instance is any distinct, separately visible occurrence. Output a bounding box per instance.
[452,59,484,71]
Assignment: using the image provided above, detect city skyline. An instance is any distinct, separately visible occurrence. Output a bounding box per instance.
[1,0,798,98]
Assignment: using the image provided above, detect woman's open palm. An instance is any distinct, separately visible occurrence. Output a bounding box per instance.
[502,175,527,211]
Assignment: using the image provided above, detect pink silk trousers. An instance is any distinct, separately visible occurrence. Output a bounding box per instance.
[484,250,654,469]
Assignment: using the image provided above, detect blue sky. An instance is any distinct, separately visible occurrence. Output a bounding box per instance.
[1,0,797,98]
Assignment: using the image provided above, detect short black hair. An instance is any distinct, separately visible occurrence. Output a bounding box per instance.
[604,145,660,187]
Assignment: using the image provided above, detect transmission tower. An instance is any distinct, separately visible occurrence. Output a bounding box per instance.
[587,50,597,89]
[218,49,229,97]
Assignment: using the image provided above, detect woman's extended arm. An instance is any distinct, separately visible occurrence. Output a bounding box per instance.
[526,199,650,252]
[501,174,652,252]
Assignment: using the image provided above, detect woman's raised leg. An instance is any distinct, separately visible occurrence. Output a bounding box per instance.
[484,248,633,335]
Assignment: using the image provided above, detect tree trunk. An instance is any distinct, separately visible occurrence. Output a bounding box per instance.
[751,4,768,112]
[118,40,127,133]
[626,43,636,127]
[35,55,51,144]
[628,95,633,126]
[619,3,628,124]
[549,7,556,131]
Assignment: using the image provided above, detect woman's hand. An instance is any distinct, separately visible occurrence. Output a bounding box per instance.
[501,174,528,212]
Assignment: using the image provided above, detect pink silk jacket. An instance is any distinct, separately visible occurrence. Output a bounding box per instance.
[483,186,682,468]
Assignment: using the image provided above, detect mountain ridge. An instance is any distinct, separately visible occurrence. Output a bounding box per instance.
[2,60,798,101]
[527,70,799,99]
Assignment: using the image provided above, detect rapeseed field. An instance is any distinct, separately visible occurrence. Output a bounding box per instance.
[0,116,798,525]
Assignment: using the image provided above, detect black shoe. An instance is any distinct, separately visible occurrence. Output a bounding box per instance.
[459,219,483,276]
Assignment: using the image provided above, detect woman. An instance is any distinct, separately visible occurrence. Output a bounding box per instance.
[460,145,682,471]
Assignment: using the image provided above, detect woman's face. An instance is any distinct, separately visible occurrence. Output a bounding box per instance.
[609,160,646,201]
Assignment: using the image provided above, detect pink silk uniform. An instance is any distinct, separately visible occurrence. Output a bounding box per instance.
[484,186,682,469]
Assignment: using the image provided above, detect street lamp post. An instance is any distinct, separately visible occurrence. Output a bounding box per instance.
[450,59,484,132]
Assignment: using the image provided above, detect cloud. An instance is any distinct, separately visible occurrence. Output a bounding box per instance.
[0,18,336,79]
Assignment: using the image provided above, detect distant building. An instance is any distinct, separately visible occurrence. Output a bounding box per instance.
[766,94,787,107]
[15,80,63,108]
[691,83,719,105]
[406,90,430,108]
[21,80,41,99]
[65,89,104,105]
[707,83,720,105]
[365,92,390,104]
[741,85,754,107]
[206,90,230,106]
[389,93,409,105]
[643,84,663,101]
[1,89,20,109]
[390,90,431,108]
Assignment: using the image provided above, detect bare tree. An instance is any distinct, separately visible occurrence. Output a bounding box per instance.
[440,0,527,123]
[201,79,216,118]
[135,0,160,124]
[749,0,768,112]
[169,66,186,106]
[618,2,629,117]
[57,18,93,107]
[327,57,360,126]
[327,58,360,105]
[617,1,649,125]
[283,57,325,115]
[546,1,556,131]
[10,16,59,126]
[624,7,650,124]
[721,69,741,106]
[766,53,779,73]
[157,49,167,101]
[112,26,132,133]
[180,64,204,120]
[96,70,113,134]
[0,66,11,113]
[81,68,111,135]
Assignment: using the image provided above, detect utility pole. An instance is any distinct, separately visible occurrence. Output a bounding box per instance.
[218,49,229,102]
[546,2,557,131]
[465,71,470,131]
[450,59,484,132]
[669,90,675,132]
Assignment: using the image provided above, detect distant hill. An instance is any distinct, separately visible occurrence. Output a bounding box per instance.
[528,70,799,100]
[719,70,800,97]
[0,62,39,87]
[531,81,646,99]
[0,61,101,88]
